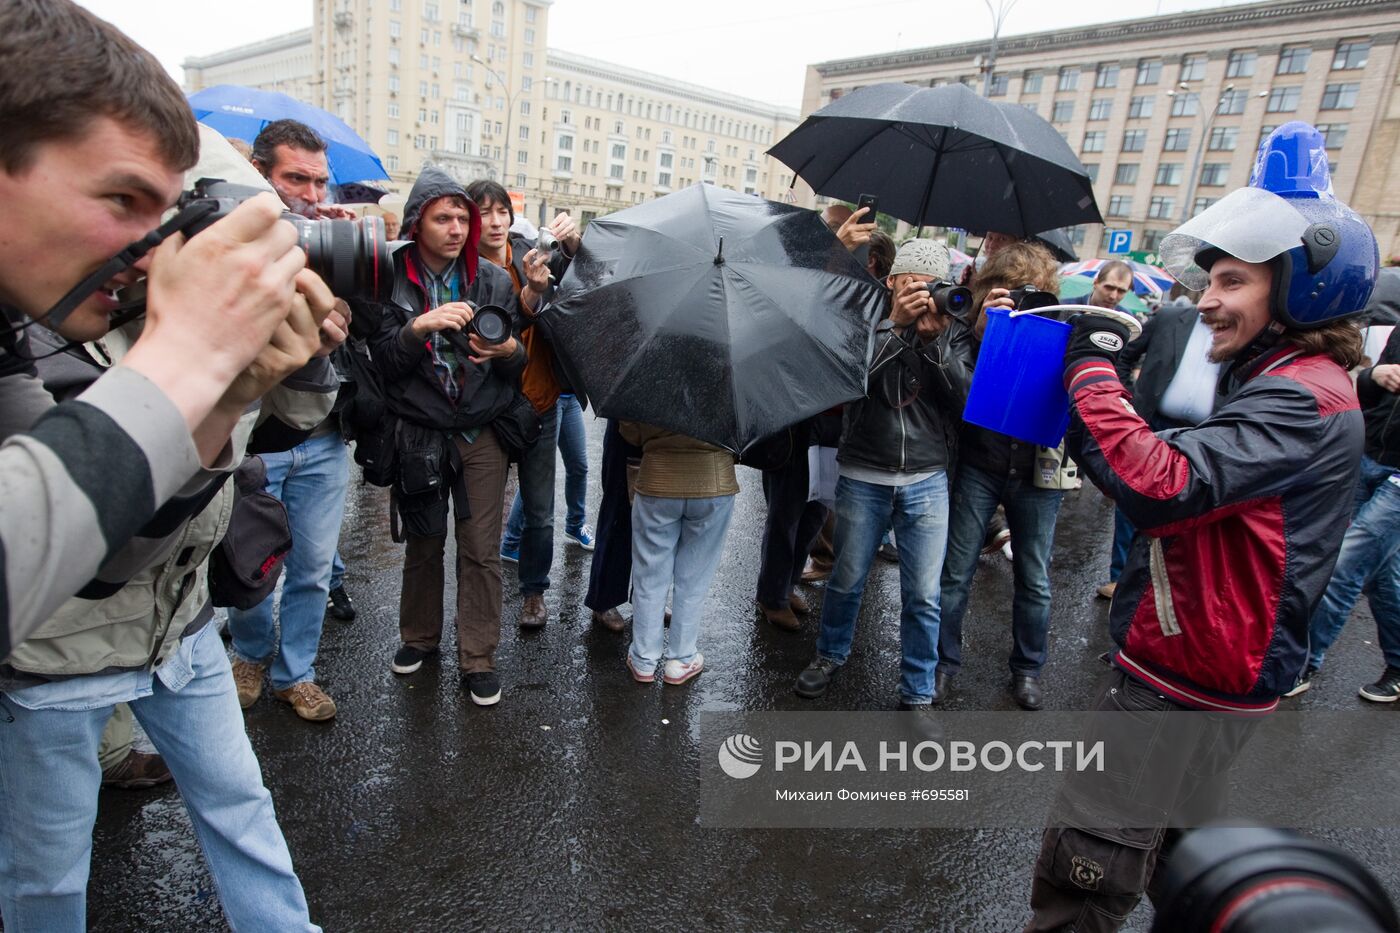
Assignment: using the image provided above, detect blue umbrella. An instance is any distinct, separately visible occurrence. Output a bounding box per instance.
[187,85,388,185]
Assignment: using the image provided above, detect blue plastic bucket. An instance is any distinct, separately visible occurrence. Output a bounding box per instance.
[963,308,1073,448]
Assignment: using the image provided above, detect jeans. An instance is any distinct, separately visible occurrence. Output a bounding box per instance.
[0,628,318,932]
[816,473,949,705]
[1307,454,1400,671]
[628,494,735,671]
[1108,507,1134,583]
[516,402,560,595]
[938,463,1063,678]
[229,432,349,691]
[330,550,345,591]
[503,395,590,548]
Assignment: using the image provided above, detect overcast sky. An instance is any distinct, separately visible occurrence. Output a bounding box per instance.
[78,0,1258,110]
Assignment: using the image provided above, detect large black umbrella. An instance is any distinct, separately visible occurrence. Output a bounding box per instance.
[769,82,1102,236]
[1032,227,1080,263]
[541,184,886,453]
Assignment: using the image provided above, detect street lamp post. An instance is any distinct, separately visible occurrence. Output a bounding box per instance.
[472,54,514,184]
[1170,82,1235,224]
[979,0,1018,98]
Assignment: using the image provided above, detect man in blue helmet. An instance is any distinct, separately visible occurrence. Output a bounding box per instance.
[1024,122,1377,932]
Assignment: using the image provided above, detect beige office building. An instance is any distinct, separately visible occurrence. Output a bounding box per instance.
[799,0,1400,260]
[187,2,797,224]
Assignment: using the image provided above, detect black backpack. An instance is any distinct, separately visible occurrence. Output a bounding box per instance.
[333,340,398,487]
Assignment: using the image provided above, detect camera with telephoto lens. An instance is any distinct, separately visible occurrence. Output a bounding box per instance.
[1007,284,1059,313]
[920,280,974,323]
[178,179,394,302]
[469,304,513,345]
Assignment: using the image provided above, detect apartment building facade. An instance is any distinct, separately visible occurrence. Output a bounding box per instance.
[799,0,1400,259]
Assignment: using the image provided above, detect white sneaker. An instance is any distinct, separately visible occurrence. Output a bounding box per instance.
[1001,541,1014,562]
[663,653,704,685]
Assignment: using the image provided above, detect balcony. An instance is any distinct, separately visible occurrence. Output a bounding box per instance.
[452,22,479,38]
[333,10,353,28]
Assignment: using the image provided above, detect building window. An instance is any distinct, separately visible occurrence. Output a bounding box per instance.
[1277,44,1311,74]
[1081,130,1105,153]
[1163,128,1191,151]
[1199,162,1230,186]
[1115,163,1139,185]
[611,143,626,160]
[1193,197,1219,215]
[1141,229,1165,251]
[1170,92,1200,117]
[988,73,1009,96]
[558,134,573,151]
[517,149,528,163]
[1095,63,1119,88]
[1084,163,1099,183]
[1136,58,1161,85]
[1022,71,1043,94]
[1148,195,1175,219]
[1333,39,1370,70]
[387,129,399,145]
[557,155,572,172]
[387,103,399,118]
[1058,66,1080,92]
[519,125,529,140]
[387,154,399,171]
[1317,123,1349,149]
[1107,195,1132,217]
[388,75,400,93]
[657,171,671,187]
[1089,98,1112,121]
[1155,162,1182,185]
[1052,100,1075,123]
[1180,55,1206,82]
[1209,126,1238,151]
[609,164,624,179]
[1127,95,1154,119]
[1226,50,1257,78]
[388,47,400,65]
[1266,86,1301,112]
[1321,82,1360,110]
[1218,89,1247,115]
[389,19,401,38]
[1122,129,1147,152]
[524,28,535,45]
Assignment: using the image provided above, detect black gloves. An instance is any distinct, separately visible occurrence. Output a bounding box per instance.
[1063,312,1132,370]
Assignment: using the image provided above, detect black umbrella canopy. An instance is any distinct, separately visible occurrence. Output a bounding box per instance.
[542,184,886,453]
[769,82,1103,236]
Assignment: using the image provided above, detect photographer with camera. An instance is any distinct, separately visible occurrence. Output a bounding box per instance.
[372,169,525,707]
[935,241,1069,711]
[792,239,973,716]
[227,120,355,723]
[466,181,579,631]
[0,1,335,663]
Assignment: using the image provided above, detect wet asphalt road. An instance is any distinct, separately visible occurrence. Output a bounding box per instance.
[88,415,1400,932]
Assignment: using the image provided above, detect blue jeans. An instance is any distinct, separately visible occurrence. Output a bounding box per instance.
[330,550,345,591]
[938,463,1063,677]
[515,402,560,595]
[816,473,949,705]
[1307,454,1400,671]
[628,494,736,671]
[1109,507,1134,583]
[229,432,349,691]
[0,628,318,931]
[504,395,589,547]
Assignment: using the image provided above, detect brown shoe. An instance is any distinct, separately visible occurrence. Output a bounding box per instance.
[788,589,811,616]
[758,601,801,632]
[1096,582,1117,600]
[273,682,337,722]
[519,593,548,629]
[101,749,174,790]
[231,658,266,709]
[592,607,627,633]
[800,559,831,583]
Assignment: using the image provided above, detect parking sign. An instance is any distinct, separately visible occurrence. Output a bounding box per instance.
[1107,229,1132,254]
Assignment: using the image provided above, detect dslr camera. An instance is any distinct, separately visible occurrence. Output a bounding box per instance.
[920,280,975,324]
[1007,284,1059,313]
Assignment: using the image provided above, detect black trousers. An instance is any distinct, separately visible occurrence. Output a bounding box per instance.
[755,451,828,607]
[585,419,641,612]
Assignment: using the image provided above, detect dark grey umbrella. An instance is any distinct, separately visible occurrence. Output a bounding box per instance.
[1032,227,1080,263]
[769,82,1103,236]
[540,184,886,453]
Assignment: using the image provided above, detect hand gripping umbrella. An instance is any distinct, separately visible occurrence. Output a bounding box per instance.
[188,85,389,185]
[769,82,1102,236]
[540,184,887,454]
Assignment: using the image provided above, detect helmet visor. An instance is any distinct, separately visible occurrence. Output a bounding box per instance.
[1159,187,1312,290]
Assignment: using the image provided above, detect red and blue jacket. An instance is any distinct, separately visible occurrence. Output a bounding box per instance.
[1065,344,1363,713]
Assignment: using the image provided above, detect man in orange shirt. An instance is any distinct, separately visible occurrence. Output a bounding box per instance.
[466,181,581,629]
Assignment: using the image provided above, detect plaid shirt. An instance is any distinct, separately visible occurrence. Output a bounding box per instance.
[421,261,468,403]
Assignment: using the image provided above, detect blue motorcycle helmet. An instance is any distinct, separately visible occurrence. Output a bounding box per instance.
[1159,121,1378,330]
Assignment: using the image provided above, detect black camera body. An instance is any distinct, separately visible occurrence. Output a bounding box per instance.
[1008,283,1059,313]
[181,179,394,303]
[921,280,975,324]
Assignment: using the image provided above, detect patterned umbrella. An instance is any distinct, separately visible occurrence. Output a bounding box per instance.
[1061,258,1172,296]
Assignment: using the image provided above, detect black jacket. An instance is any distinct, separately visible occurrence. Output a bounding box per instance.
[837,316,974,474]
[1116,304,1204,427]
[1357,325,1400,467]
[366,169,526,432]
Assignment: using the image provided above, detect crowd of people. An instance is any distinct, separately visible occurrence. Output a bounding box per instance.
[1,2,1396,932]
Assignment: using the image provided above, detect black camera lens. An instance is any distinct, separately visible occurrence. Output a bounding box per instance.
[1008,284,1059,313]
[923,281,975,323]
[470,304,512,345]
[287,215,393,302]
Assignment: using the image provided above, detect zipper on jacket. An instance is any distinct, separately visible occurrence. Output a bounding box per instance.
[1149,538,1182,637]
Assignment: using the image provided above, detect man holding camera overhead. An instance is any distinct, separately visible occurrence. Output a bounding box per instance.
[793,239,973,716]
[370,168,527,708]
